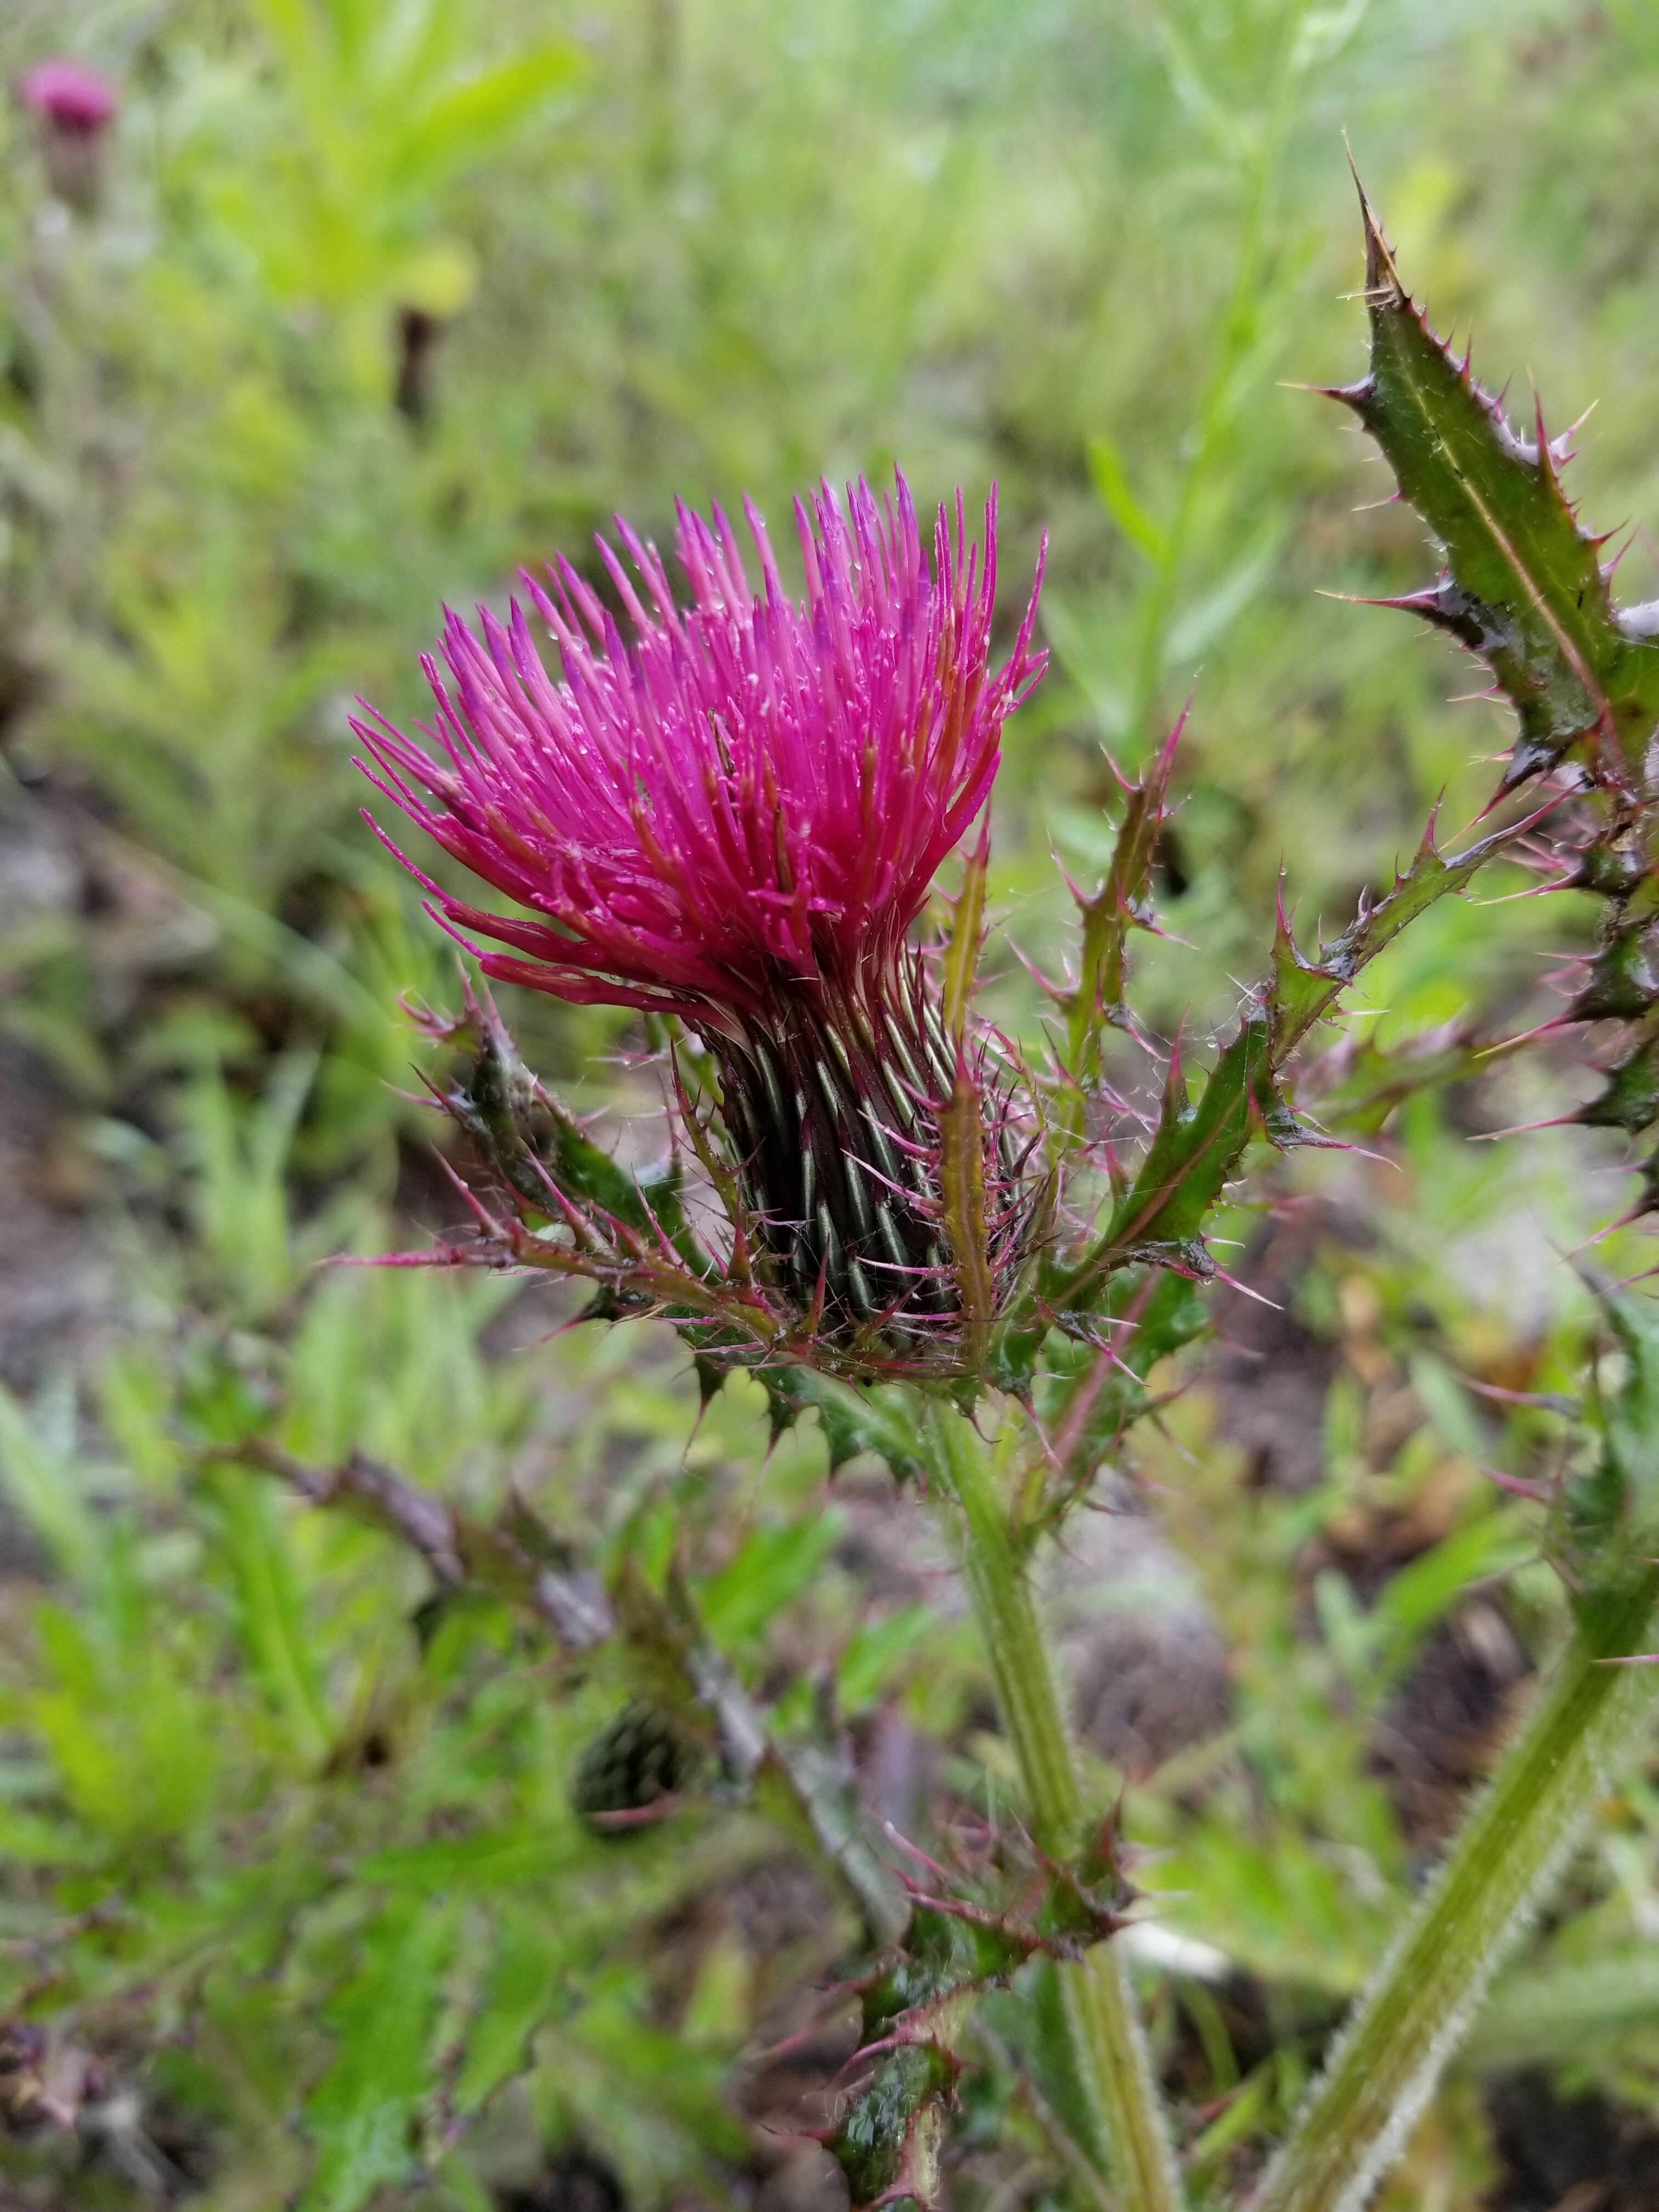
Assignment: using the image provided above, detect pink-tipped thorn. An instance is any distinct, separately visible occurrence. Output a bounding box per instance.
[1478,1464,1555,1503]
[1471,1112,1584,1142]
[1473,1013,1577,1060]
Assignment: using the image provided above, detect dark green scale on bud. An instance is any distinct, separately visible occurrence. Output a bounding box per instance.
[571,1700,698,1832]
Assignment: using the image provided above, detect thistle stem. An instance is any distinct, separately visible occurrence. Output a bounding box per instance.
[1256,1566,1659,2212]
[926,1405,1186,2212]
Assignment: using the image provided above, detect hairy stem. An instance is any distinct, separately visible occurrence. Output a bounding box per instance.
[926,1404,1186,2212]
[1256,1567,1659,2212]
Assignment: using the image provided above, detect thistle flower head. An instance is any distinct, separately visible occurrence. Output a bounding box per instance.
[354,473,1041,1029]
[19,59,117,134]
[357,475,1046,1339]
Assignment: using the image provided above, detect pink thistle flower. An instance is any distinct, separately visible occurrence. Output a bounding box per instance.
[19,59,118,134]
[354,475,1041,1027]
[19,60,119,213]
[356,473,1045,1329]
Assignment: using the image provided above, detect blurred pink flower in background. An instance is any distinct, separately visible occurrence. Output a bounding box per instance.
[19,59,118,211]
[19,59,119,134]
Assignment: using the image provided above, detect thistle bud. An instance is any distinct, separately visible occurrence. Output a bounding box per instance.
[19,60,118,214]
[571,1701,697,1832]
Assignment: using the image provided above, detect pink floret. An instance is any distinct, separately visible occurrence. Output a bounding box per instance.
[354,474,1046,1032]
[19,59,119,133]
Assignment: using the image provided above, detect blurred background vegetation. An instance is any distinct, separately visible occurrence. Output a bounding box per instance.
[4,2,1659,2207]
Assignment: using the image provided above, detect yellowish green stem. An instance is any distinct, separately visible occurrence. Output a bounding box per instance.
[1257,1567,1659,2212]
[926,1404,1186,2212]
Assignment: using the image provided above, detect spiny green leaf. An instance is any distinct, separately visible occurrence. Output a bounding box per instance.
[1268,812,1519,1063]
[1035,1268,1210,1508]
[830,1836,1131,2207]
[1063,711,1183,1085]
[1564,1286,1659,1585]
[448,988,712,1274]
[1337,178,1659,791]
[1026,808,1523,1356]
[777,1370,928,1482]
[864,1904,1036,2034]
[1333,182,1659,1214]
[831,2044,953,2210]
[831,1900,1027,2209]
[1055,1009,1277,1302]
